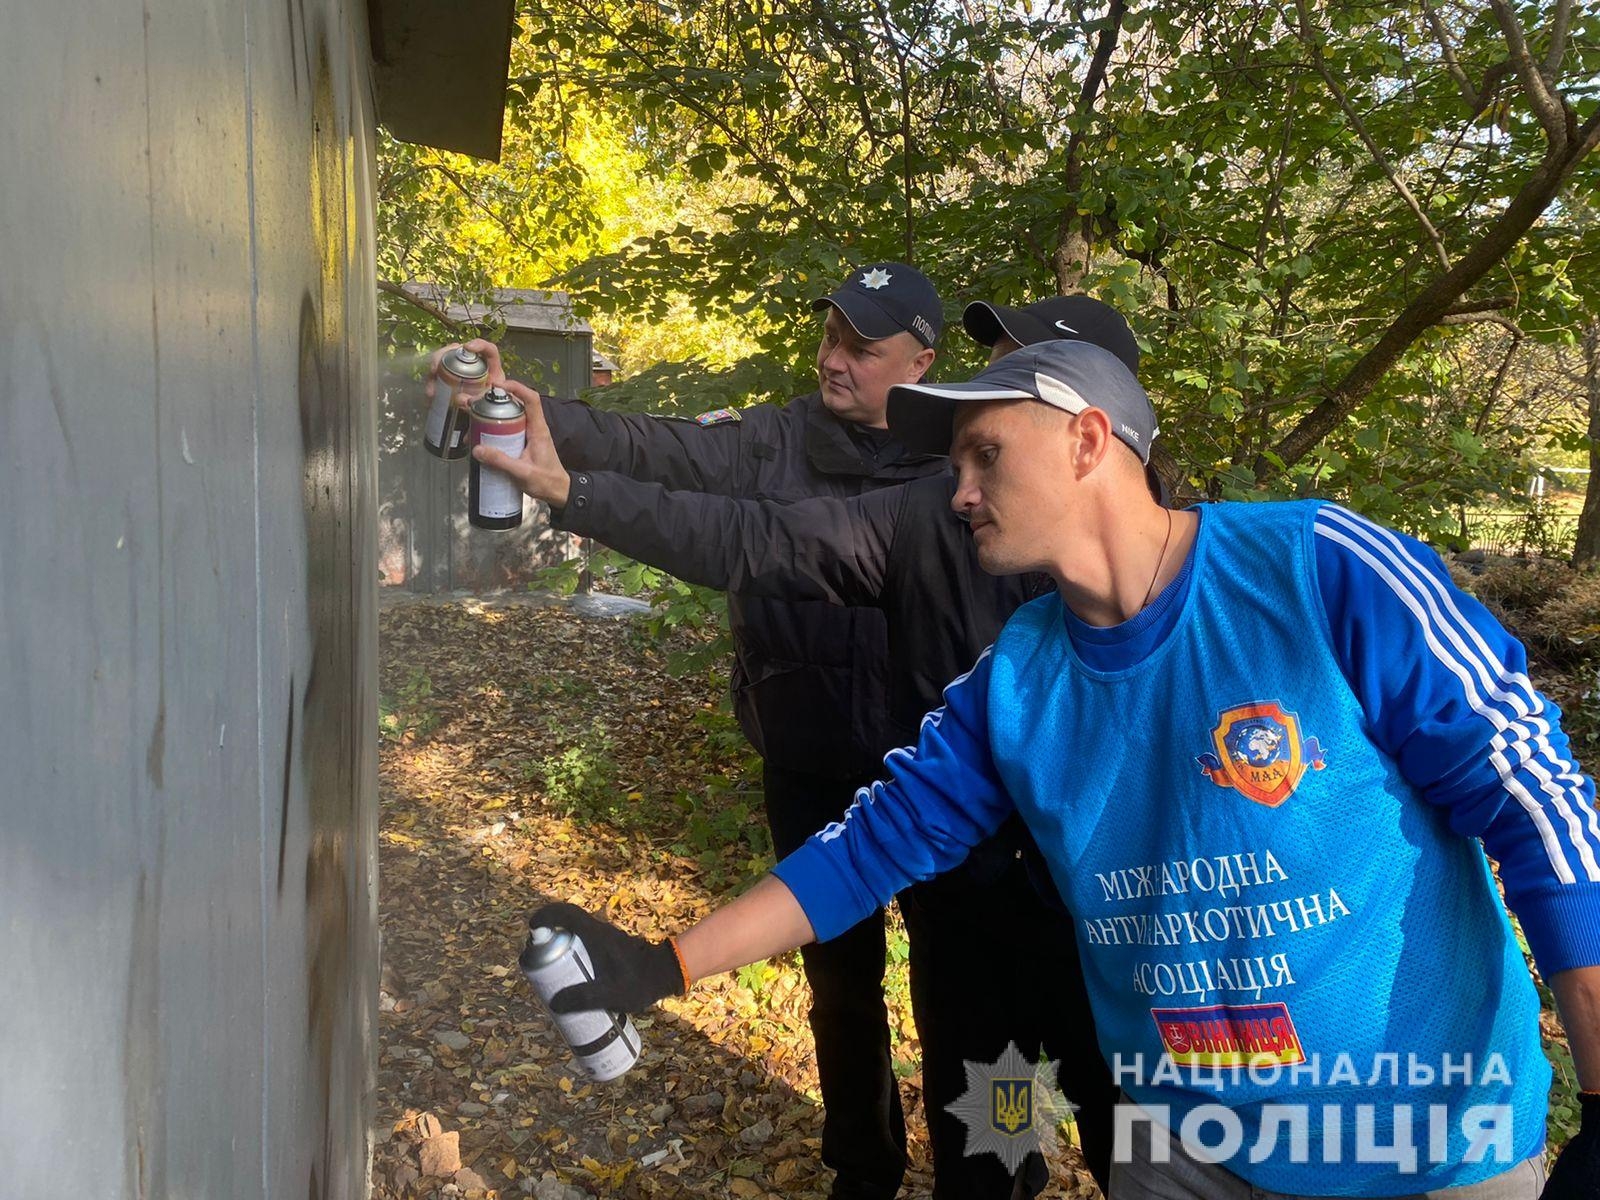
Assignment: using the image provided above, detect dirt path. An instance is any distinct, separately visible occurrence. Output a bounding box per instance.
[368,598,1100,1199]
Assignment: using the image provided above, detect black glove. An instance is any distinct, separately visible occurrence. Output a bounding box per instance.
[525,902,687,1015]
[1544,1092,1600,1199]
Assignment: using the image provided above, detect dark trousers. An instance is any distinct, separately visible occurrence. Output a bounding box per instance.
[764,764,906,1199]
[903,834,1116,1198]
[766,770,1117,1199]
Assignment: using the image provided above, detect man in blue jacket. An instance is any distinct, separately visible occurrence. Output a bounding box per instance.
[524,340,1600,1198]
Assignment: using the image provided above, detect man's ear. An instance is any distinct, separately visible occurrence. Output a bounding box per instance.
[1073,408,1115,479]
[907,346,936,383]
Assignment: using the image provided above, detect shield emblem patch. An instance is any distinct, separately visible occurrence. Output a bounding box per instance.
[1196,701,1325,807]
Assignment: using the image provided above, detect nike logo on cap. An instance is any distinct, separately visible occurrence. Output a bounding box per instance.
[1054,320,1079,334]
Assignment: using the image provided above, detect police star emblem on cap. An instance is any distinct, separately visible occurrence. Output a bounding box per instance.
[860,268,893,290]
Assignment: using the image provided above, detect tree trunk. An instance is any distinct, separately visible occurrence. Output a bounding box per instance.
[1051,0,1126,294]
[1053,227,1092,293]
[1572,318,1600,567]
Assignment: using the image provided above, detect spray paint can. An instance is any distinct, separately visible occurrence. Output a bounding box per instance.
[468,386,527,530]
[519,926,642,1082]
[424,346,490,459]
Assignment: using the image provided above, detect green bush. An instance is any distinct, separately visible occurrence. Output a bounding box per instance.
[671,778,772,890]
[534,723,621,822]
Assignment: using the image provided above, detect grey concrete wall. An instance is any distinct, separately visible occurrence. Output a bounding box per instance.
[0,1,380,1197]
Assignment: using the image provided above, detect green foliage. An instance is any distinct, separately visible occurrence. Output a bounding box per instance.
[735,958,783,1001]
[582,357,794,418]
[1518,497,1584,562]
[536,545,738,688]
[528,556,587,598]
[532,722,622,822]
[379,668,440,742]
[671,777,772,890]
[1508,920,1581,1161]
[1545,1025,1585,1164]
[380,0,1600,535]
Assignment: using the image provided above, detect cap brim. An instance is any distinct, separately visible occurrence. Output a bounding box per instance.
[961,302,1054,350]
[886,380,1036,455]
[811,293,902,341]
[886,391,956,455]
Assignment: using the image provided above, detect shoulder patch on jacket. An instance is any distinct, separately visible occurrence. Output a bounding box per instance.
[694,407,741,426]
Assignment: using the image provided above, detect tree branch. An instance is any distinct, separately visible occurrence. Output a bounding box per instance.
[423,161,542,259]
[516,0,806,210]
[1053,0,1129,290]
[377,280,469,334]
[1295,0,1451,270]
[1487,0,1570,148]
[1419,0,1476,109]
[1256,109,1600,480]
[1443,295,1516,316]
[1542,0,1575,82]
[871,0,917,260]
[1481,328,1525,431]
[1419,0,1516,117]
[1438,312,1525,338]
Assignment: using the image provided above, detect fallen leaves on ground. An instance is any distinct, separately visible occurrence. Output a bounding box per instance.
[371,596,1100,1199]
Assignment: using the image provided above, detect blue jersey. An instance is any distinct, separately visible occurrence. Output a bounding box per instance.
[774,500,1600,1195]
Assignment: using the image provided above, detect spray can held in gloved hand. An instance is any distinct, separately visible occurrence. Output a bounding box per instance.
[424,346,490,459]
[519,925,642,1081]
[467,386,527,530]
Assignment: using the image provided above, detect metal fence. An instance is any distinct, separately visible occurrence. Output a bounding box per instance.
[1461,506,1581,559]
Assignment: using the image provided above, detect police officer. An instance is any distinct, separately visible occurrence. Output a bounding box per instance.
[440,265,944,1199]
[477,296,1144,1197]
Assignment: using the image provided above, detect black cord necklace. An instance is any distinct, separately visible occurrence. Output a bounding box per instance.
[1139,507,1175,613]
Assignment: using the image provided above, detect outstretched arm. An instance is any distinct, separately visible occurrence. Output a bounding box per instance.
[526,648,1015,1012]
[473,381,901,605]
[677,875,817,979]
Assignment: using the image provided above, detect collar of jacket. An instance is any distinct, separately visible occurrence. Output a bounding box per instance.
[798,392,944,478]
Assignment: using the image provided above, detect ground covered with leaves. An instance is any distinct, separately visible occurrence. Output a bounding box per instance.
[369,582,1587,1200]
[370,598,1099,1200]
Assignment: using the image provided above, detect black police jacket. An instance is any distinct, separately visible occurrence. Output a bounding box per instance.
[554,465,1063,898]
[554,468,1047,745]
[542,391,944,780]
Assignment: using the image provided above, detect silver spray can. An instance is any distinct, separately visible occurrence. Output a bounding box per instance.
[467,386,527,530]
[424,346,490,459]
[519,925,642,1082]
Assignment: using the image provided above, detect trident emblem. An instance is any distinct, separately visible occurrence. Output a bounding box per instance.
[990,1079,1033,1136]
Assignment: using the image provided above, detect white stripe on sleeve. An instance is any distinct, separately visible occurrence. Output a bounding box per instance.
[1316,507,1600,884]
